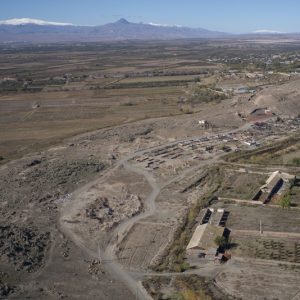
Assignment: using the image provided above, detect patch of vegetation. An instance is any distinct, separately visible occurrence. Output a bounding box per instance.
[181,173,209,193]
[214,236,228,248]
[291,157,300,166]
[268,59,300,73]
[121,101,136,106]
[179,104,195,114]
[224,135,300,164]
[234,237,300,263]
[281,177,300,207]
[0,80,23,92]
[280,194,291,209]
[187,84,228,104]
[108,79,191,89]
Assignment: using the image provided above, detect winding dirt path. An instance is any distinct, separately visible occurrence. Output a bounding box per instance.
[103,162,159,300]
[58,121,255,299]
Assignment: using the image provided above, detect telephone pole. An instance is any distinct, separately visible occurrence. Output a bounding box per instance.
[260,220,263,235]
[98,241,102,264]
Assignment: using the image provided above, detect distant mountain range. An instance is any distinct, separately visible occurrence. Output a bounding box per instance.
[0,18,298,43]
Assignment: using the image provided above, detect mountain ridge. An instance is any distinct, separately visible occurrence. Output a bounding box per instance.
[0,18,298,43]
[0,18,230,43]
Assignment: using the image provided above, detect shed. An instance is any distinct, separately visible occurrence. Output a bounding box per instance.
[258,171,294,203]
[265,171,283,191]
[186,223,225,253]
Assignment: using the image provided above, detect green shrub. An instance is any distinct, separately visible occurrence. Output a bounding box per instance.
[214,236,228,248]
[291,158,300,166]
[280,194,291,209]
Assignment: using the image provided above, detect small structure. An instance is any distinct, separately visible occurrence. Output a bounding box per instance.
[235,86,248,94]
[186,223,225,256]
[200,208,213,224]
[199,208,229,227]
[199,120,209,129]
[215,251,232,264]
[253,171,295,203]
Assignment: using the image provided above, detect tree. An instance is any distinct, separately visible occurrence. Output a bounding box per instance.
[214,236,227,248]
[280,194,291,209]
[292,158,300,166]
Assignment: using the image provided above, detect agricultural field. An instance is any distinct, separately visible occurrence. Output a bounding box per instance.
[216,261,300,300]
[289,178,300,206]
[0,41,219,162]
[232,235,300,263]
[117,222,171,270]
[242,139,300,166]
[217,202,300,233]
[219,170,267,200]
[143,275,226,300]
[2,39,300,163]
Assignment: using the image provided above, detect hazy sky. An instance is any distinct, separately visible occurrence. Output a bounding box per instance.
[1,0,300,33]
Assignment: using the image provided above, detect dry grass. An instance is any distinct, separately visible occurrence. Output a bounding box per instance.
[0,85,183,161]
[232,235,300,263]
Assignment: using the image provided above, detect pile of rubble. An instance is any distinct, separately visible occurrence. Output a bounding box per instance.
[88,259,103,276]
[0,158,105,218]
[85,193,143,230]
[0,281,14,297]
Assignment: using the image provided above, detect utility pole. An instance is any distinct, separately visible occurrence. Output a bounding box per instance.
[260,220,263,235]
[98,241,102,265]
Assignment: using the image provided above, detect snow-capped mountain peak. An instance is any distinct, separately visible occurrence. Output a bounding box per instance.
[0,18,73,26]
[253,29,285,34]
[146,22,183,28]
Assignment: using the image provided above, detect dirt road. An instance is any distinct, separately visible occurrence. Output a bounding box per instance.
[59,121,256,299]
[103,162,160,300]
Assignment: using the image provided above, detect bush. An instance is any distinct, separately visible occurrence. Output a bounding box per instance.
[291,158,300,166]
[187,85,227,104]
[179,104,194,114]
[214,236,228,248]
[280,194,291,209]
[181,289,212,300]
[121,101,135,106]
[174,262,190,273]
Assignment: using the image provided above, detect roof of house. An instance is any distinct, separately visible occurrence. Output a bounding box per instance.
[186,223,225,251]
[266,171,280,185]
[265,171,284,190]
